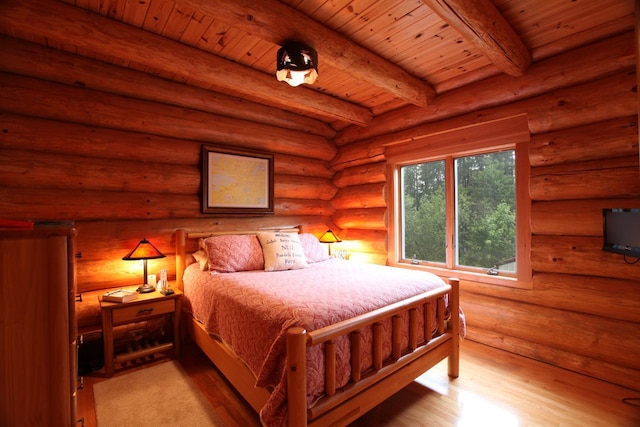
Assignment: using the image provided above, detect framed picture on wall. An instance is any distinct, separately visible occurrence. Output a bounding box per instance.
[201,145,274,214]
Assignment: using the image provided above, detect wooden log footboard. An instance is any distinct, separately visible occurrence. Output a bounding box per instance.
[287,279,459,426]
[175,228,460,426]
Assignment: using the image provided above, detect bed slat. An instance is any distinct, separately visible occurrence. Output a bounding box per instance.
[392,315,402,360]
[325,340,336,396]
[373,322,383,370]
[424,301,433,343]
[409,308,418,351]
[350,331,361,382]
[437,297,446,335]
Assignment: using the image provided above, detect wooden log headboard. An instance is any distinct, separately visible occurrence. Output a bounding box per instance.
[175,227,300,291]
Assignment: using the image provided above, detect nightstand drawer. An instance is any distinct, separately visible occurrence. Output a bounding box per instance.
[112,299,175,324]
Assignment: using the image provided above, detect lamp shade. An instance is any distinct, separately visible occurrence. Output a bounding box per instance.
[276,42,318,87]
[319,229,341,243]
[122,238,165,261]
[122,238,165,293]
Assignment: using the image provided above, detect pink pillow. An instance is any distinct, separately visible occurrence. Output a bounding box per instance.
[299,233,330,263]
[203,235,264,272]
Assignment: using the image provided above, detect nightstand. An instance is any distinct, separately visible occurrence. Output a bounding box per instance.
[99,286,181,377]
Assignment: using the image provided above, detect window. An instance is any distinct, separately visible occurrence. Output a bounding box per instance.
[456,152,517,273]
[401,150,516,275]
[386,115,531,288]
[401,160,447,263]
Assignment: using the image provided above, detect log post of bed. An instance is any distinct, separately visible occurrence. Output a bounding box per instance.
[287,327,308,426]
[448,277,460,378]
[175,228,187,291]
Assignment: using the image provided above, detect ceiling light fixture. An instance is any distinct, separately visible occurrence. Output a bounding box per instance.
[276,42,318,87]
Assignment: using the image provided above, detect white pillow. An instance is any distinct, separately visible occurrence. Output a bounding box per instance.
[257,232,308,271]
[191,250,209,271]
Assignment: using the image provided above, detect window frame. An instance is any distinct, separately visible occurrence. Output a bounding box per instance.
[386,115,532,289]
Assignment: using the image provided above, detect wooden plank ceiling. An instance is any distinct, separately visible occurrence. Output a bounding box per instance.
[0,0,635,130]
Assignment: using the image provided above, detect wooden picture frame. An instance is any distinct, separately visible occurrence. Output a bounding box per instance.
[201,145,274,214]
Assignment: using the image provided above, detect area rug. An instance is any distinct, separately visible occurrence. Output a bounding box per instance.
[94,361,226,426]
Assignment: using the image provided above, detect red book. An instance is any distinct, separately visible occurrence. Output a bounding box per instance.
[0,219,35,229]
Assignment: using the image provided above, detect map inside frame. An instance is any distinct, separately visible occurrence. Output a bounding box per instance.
[201,145,274,214]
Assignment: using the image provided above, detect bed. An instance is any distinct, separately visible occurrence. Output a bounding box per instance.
[175,228,462,426]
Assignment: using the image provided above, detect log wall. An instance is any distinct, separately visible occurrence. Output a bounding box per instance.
[0,37,337,293]
[331,32,640,391]
[0,18,639,393]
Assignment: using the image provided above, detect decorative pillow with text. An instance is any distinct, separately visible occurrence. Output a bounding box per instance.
[257,232,308,271]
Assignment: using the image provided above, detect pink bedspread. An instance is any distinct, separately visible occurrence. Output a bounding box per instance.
[183,258,454,426]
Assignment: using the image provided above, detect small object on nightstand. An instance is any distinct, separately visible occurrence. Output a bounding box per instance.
[102,289,138,303]
[333,249,349,260]
[157,269,168,292]
[162,288,174,295]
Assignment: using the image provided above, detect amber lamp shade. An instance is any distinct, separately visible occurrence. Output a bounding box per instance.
[319,230,341,244]
[122,238,166,293]
[319,229,341,256]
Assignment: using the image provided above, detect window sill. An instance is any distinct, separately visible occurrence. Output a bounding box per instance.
[391,261,533,290]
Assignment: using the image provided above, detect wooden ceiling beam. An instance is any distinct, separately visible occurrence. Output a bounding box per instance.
[0,35,336,139]
[173,0,436,107]
[422,0,531,77]
[0,0,372,126]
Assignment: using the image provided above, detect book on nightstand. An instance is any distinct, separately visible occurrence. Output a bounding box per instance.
[102,289,139,303]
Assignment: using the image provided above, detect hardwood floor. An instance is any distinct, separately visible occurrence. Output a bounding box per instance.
[77,339,640,426]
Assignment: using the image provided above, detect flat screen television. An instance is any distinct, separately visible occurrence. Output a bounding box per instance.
[602,208,640,257]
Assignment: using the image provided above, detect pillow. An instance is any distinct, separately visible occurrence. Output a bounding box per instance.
[299,233,330,263]
[257,232,308,271]
[191,250,209,271]
[202,234,264,273]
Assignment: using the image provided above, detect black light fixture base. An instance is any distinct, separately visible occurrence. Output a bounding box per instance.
[136,284,156,293]
[276,42,318,86]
